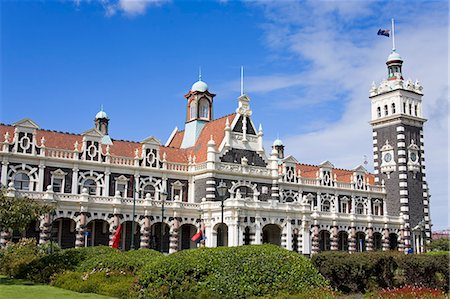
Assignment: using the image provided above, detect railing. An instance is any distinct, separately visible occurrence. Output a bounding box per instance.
[195,163,207,171]
[110,156,134,166]
[166,162,189,172]
[44,148,76,159]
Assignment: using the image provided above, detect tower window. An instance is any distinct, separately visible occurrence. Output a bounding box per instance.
[189,102,197,120]
[414,105,418,116]
[409,104,412,115]
[391,103,396,114]
[403,102,406,113]
[384,105,388,116]
[199,99,209,119]
[377,107,381,118]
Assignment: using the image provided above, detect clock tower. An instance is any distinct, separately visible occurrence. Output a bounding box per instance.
[369,49,431,253]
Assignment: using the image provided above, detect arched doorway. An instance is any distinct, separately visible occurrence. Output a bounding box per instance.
[243,227,251,245]
[86,219,110,246]
[356,232,366,252]
[53,218,76,249]
[389,233,398,250]
[337,231,349,252]
[121,221,141,250]
[319,230,331,252]
[262,224,281,246]
[151,222,170,253]
[180,224,197,250]
[215,223,228,247]
[373,232,383,251]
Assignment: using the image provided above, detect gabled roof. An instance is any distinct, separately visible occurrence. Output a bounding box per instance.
[13,118,40,129]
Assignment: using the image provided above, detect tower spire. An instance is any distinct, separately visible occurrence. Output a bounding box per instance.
[391,18,396,51]
[240,65,244,96]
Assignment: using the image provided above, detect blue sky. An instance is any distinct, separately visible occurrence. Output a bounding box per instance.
[1,0,448,230]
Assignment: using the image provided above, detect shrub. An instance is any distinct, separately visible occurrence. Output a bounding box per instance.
[138,244,328,299]
[52,270,138,298]
[311,251,450,294]
[429,238,450,252]
[0,238,40,278]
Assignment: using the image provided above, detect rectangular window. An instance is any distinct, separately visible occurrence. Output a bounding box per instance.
[341,202,348,213]
[53,178,63,193]
[117,183,126,197]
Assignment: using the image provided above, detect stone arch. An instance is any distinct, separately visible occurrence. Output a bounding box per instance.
[373,232,383,251]
[78,170,105,196]
[282,189,299,203]
[86,219,110,246]
[389,233,398,250]
[337,231,349,251]
[229,180,260,201]
[52,217,76,249]
[179,223,197,250]
[262,224,281,246]
[7,163,39,191]
[139,177,162,199]
[150,222,170,253]
[121,221,141,250]
[213,222,228,247]
[356,231,366,252]
[319,230,331,252]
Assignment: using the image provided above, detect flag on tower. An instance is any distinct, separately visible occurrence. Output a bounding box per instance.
[377,29,390,37]
[111,224,122,249]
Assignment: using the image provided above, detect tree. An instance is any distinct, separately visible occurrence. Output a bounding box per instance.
[429,237,450,252]
[0,188,54,233]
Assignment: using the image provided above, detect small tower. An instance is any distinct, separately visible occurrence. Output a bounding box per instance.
[94,107,112,145]
[180,75,216,148]
[370,48,430,253]
[95,108,109,135]
[272,138,284,160]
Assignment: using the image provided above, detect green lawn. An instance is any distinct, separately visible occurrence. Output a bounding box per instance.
[0,275,113,299]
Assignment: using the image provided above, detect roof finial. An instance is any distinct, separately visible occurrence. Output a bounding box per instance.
[199,66,202,81]
[391,18,396,51]
[240,65,244,96]
[101,104,104,112]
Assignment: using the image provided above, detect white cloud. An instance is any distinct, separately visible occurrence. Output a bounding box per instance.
[252,1,448,229]
[77,0,170,17]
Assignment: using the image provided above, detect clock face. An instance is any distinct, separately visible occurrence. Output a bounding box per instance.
[384,153,392,163]
[410,152,417,162]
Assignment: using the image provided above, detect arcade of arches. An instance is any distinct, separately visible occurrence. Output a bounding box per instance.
[8,218,400,254]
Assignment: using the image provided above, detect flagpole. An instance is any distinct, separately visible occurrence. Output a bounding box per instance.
[240,66,244,96]
[391,18,395,51]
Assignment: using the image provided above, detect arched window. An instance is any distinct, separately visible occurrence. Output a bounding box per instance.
[14,173,30,190]
[356,203,364,215]
[244,227,251,245]
[338,231,349,251]
[83,179,97,195]
[143,184,156,199]
[373,232,383,251]
[356,232,366,252]
[189,102,197,120]
[377,107,381,118]
[321,200,331,212]
[391,103,396,114]
[319,230,331,251]
[198,99,209,119]
[384,105,388,116]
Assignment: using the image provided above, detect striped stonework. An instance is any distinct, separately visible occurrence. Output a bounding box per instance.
[419,130,431,242]
[396,126,410,250]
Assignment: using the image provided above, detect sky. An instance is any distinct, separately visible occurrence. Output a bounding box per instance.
[0,0,448,230]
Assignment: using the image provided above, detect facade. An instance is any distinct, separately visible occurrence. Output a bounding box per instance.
[0,48,430,254]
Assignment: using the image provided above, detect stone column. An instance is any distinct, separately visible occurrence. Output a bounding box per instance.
[366,227,374,252]
[103,171,110,197]
[311,224,319,255]
[301,220,310,255]
[75,212,87,248]
[348,227,356,253]
[285,219,292,250]
[71,167,79,194]
[140,215,151,249]
[1,160,8,187]
[254,218,262,244]
[39,213,52,245]
[37,164,45,192]
[330,226,338,251]
[169,218,179,253]
[109,213,121,247]
[382,227,390,251]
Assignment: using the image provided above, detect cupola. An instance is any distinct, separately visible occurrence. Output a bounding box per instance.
[386,50,403,80]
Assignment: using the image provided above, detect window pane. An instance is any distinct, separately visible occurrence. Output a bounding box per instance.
[53,178,63,193]
[83,179,96,195]
[14,173,30,191]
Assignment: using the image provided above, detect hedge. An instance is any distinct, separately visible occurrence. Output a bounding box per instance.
[138,244,328,299]
[311,251,449,293]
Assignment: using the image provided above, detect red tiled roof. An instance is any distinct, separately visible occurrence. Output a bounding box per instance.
[296,162,375,184]
[36,130,83,151]
[167,130,184,148]
[0,125,14,141]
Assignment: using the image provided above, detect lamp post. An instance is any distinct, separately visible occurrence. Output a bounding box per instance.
[198,207,204,247]
[237,208,241,246]
[160,188,168,253]
[130,177,136,250]
[217,181,227,247]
